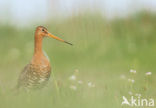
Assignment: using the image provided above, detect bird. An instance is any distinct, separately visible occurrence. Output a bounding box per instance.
[17,26,72,90]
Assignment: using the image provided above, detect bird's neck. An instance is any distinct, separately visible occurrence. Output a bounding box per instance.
[34,34,44,56]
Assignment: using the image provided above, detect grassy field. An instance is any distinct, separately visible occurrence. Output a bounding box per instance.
[0,12,156,108]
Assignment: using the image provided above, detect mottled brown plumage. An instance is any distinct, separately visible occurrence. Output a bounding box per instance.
[17,26,72,90]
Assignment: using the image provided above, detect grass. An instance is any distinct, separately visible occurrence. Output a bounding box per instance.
[0,12,156,108]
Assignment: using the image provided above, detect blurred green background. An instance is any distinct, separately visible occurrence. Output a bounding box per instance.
[0,0,156,108]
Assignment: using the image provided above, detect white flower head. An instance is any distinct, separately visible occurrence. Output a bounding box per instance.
[130,69,136,74]
[128,91,133,95]
[69,75,76,81]
[78,80,83,84]
[120,74,126,79]
[131,79,135,83]
[88,82,95,88]
[128,79,135,83]
[70,85,77,90]
[135,93,141,97]
[146,72,152,76]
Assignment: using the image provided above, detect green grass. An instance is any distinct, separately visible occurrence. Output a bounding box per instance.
[0,12,156,108]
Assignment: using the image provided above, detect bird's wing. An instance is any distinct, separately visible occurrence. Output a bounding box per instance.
[17,64,31,88]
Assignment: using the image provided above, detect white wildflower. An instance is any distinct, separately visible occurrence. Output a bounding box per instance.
[131,79,135,83]
[78,80,83,84]
[135,93,141,97]
[120,74,126,79]
[146,72,152,76]
[128,91,133,95]
[70,85,77,90]
[69,75,76,81]
[88,82,95,87]
[130,69,136,74]
[128,79,135,83]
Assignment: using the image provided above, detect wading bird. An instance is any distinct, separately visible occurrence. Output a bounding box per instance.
[17,26,72,90]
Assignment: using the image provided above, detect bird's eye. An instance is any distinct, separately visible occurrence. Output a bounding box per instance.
[42,29,45,32]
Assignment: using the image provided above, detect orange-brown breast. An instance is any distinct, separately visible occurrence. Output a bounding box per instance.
[17,54,51,89]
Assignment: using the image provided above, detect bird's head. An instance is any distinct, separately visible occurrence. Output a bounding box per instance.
[35,26,72,45]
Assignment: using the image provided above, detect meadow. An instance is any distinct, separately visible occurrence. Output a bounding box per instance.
[0,12,156,108]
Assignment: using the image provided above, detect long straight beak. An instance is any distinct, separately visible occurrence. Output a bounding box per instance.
[47,32,72,45]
